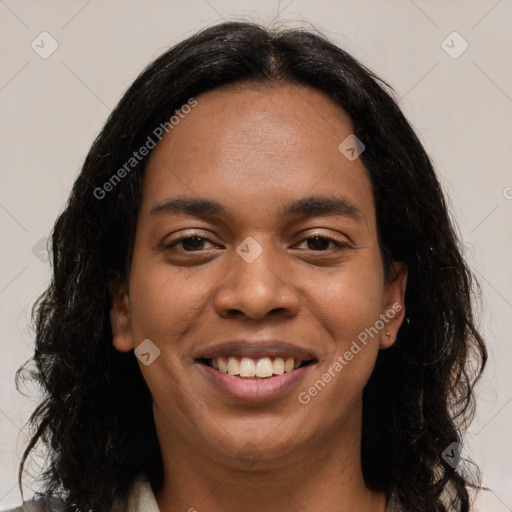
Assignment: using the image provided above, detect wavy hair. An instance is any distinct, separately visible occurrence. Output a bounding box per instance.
[16,21,486,512]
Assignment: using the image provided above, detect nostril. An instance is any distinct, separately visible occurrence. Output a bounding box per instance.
[226,309,244,318]
[269,307,287,315]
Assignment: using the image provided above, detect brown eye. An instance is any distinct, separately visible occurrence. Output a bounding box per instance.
[166,235,215,252]
[180,236,206,251]
[306,236,333,251]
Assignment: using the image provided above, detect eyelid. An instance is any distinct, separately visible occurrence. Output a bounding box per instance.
[293,230,352,247]
[163,230,220,248]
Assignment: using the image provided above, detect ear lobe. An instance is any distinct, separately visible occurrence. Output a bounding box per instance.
[379,262,408,350]
[108,279,133,353]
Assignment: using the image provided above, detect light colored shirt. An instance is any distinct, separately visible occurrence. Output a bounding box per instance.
[124,475,160,512]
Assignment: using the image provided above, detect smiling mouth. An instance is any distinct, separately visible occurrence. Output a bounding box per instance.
[199,356,317,379]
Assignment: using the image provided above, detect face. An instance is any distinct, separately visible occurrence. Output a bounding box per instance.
[110,83,407,469]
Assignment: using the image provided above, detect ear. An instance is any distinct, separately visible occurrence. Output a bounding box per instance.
[108,278,133,353]
[379,261,408,349]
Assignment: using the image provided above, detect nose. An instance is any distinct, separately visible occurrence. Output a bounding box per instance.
[213,243,300,321]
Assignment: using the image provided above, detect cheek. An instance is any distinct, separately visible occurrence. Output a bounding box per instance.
[128,251,213,343]
[303,257,385,346]
[127,261,206,416]
[297,268,384,425]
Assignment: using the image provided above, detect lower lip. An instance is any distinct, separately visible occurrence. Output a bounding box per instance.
[197,361,314,402]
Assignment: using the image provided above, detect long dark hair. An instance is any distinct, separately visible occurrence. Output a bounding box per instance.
[16,21,487,512]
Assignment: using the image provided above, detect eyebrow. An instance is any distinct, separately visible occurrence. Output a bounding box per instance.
[279,196,365,222]
[150,195,365,222]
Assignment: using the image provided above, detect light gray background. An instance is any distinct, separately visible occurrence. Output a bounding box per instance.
[1,1,511,510]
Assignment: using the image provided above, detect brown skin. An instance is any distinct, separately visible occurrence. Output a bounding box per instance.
[110,83,407,512]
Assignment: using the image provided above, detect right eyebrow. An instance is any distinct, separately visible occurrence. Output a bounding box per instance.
[150,197,228,218]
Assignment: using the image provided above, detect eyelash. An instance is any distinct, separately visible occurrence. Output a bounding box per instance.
[164,233,350,253]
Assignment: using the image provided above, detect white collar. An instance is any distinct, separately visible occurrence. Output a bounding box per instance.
[125,475,160,512]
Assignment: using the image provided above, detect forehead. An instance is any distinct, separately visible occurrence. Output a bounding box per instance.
[150,83,357,165]
[141,83,375,227]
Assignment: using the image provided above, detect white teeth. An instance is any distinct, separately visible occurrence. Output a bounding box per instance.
[218,357,228,373]
[239,357,256,377]
[256,357,273,378]
[272,357,284,374]
[212,356,306,378]
[227,357,240,376]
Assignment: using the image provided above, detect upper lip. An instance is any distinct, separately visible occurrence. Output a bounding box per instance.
[196,340,318,361]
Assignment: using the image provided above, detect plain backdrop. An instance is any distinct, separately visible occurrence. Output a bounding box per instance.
[1,1,511,510]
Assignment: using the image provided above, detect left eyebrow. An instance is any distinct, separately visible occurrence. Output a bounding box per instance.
[280,195,366,223]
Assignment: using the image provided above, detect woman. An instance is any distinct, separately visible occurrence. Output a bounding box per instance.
[10,21,486,512]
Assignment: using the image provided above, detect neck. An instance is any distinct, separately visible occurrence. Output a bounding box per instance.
[153,406,387,512]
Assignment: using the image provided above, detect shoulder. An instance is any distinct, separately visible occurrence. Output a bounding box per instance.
[1,474,149,512]
[0,498,66,512]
